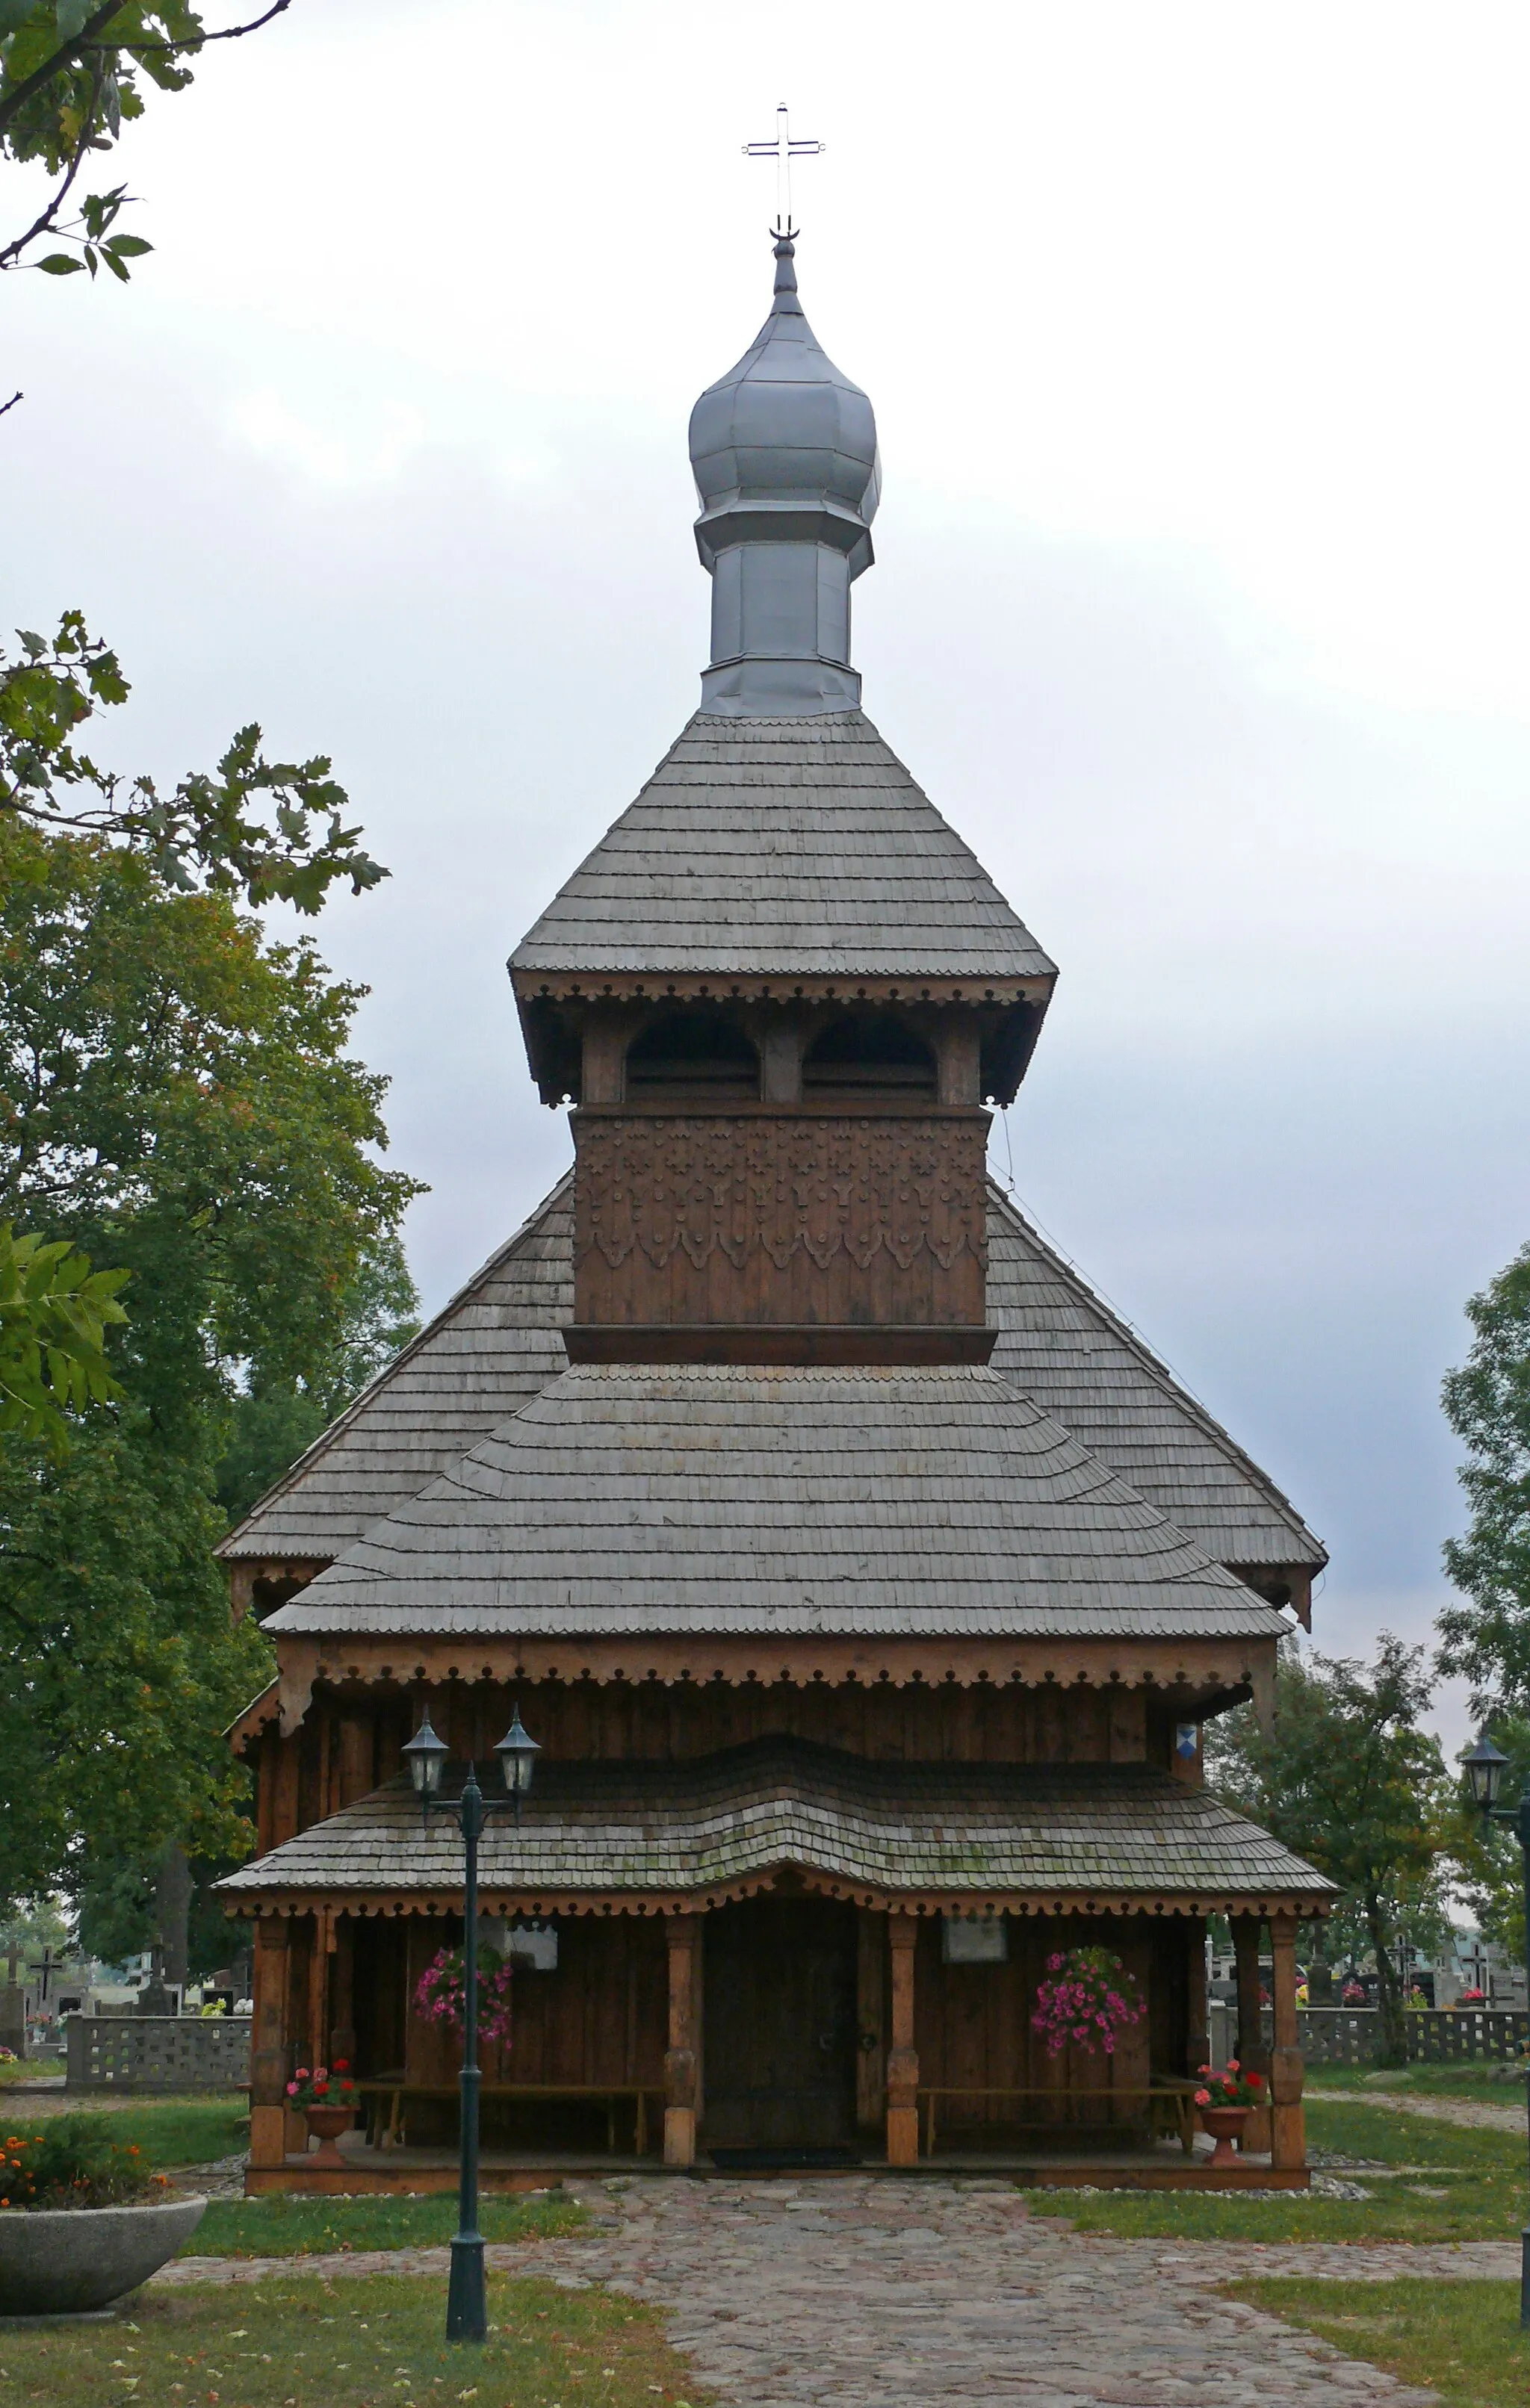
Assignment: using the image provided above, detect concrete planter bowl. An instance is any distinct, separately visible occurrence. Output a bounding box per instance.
[0,2195,206,2317]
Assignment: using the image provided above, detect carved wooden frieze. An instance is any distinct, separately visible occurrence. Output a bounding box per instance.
[572,1111,989,1329]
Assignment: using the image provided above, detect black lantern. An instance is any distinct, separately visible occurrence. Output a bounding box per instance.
[399,1704,540,2347]
[1461,1731,1509,1810]
[495,1704,540,1803]
[403,1712,450,1802]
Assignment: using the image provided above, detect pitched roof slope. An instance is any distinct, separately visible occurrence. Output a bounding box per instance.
[263,1362,1286,1642]
[986,1186,1325,1573]
[218,1741,1333,1908]
[217,1176,574,1564]
[510,712,1056,982]
[220,1172,1321,1583]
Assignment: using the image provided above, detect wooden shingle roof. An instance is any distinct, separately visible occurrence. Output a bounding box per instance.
[261,1362,1285,1643]
[987,1187,1324,1577]
[220,1174,1322,1586]
[217,1740,1333,1914]
[217,1179,573,1571]
[509,713,1056,985]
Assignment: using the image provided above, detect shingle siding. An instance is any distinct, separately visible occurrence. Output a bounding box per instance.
[218,1741,1332,1905]
[510,714,1056,981]
[263,1362,1286,1641]
[987,1187,1323,1572]
[222,1173,1322,1585]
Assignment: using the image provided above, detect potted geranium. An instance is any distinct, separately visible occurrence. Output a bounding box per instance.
[1192,2061,1266,2164]
[0,2114,205,2314]
[285,2060,359,2167]
[1031,1946,1145,2057]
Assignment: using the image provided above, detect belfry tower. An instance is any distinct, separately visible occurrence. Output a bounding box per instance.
[512,238,1056,1368]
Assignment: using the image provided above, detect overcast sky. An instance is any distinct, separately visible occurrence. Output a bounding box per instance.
[7,1,1529,1751]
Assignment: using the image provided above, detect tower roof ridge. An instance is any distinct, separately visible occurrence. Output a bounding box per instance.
[510,707,1056,995]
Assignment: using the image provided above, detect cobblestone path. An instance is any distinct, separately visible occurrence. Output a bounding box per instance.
[157,2175,1526,2404]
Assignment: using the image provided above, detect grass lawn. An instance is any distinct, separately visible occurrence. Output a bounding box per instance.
[0,2271,704,2407]
[186,2190,588,2257]
[1023,2097,1529,2241]
[0,2097,250,2168]
[1223,2277,1529,2408]
[1306,2061,1529,2103]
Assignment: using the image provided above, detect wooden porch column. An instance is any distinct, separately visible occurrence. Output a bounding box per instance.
[329,1912,356,2068]
[248,1916,291,2170]
[1269,1911,1306,2170]
[885,1914,919,2168]
[1186,1914,1209,2077]
[855,1907,887,2134]
[1231,1913,1271,2152]
[306,1908,333,2070]
[663,1914,701,2168]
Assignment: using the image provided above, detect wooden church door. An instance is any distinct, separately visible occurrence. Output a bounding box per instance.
[704,1896,858,2150]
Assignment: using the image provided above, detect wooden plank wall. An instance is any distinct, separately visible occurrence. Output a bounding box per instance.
[348,1911,668,2147]
[912,1914,1159,2132]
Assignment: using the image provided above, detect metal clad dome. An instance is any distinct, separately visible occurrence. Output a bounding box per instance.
[689,240,880,527]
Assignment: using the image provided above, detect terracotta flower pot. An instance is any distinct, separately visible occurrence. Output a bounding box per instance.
[1198,2103,1251,2167]
[304,2103,353,2169]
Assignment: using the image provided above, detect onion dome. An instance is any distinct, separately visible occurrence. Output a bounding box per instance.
[687,238,881,714]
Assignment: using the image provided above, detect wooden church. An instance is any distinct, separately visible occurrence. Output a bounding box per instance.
[220,230,1332,2189]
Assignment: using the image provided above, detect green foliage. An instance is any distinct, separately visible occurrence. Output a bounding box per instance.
[0,818,421,1915]
[214,1232,419,1525]
[0,2110,174,2206]
[213,1384,326,1524]
[72,1846,244,1978]
[1207,1638,1470,2064]
[1438,1239,1530,1716]
[1,6,202,179]
[1,4,294,280]
[0,1893,67,1968]
[1,612,385,914]
[1455,1713,1529,1967]
[35,177,151,276]
[0,1217,126,1449]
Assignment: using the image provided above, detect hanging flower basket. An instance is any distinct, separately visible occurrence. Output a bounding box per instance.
[1030,1946,1146,2058]
[412,1947,515,2047]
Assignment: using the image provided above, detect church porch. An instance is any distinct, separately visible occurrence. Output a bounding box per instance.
[220,1741,1322,2192]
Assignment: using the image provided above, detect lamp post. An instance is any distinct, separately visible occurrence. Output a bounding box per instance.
[1461,1731,1530,2333]
[403,1704,540,2345]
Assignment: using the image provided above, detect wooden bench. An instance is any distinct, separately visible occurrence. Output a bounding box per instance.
[917,2079,1203,2159]
[356,2079,660,2157]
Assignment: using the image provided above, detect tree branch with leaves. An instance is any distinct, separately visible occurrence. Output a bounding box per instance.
[1206,1636,1474,2064]
[1,612,385,912]
[1,1,294,279]
[0,1220,126,1452]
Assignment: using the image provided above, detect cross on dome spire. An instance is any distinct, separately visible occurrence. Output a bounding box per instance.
[742,102,824,235]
